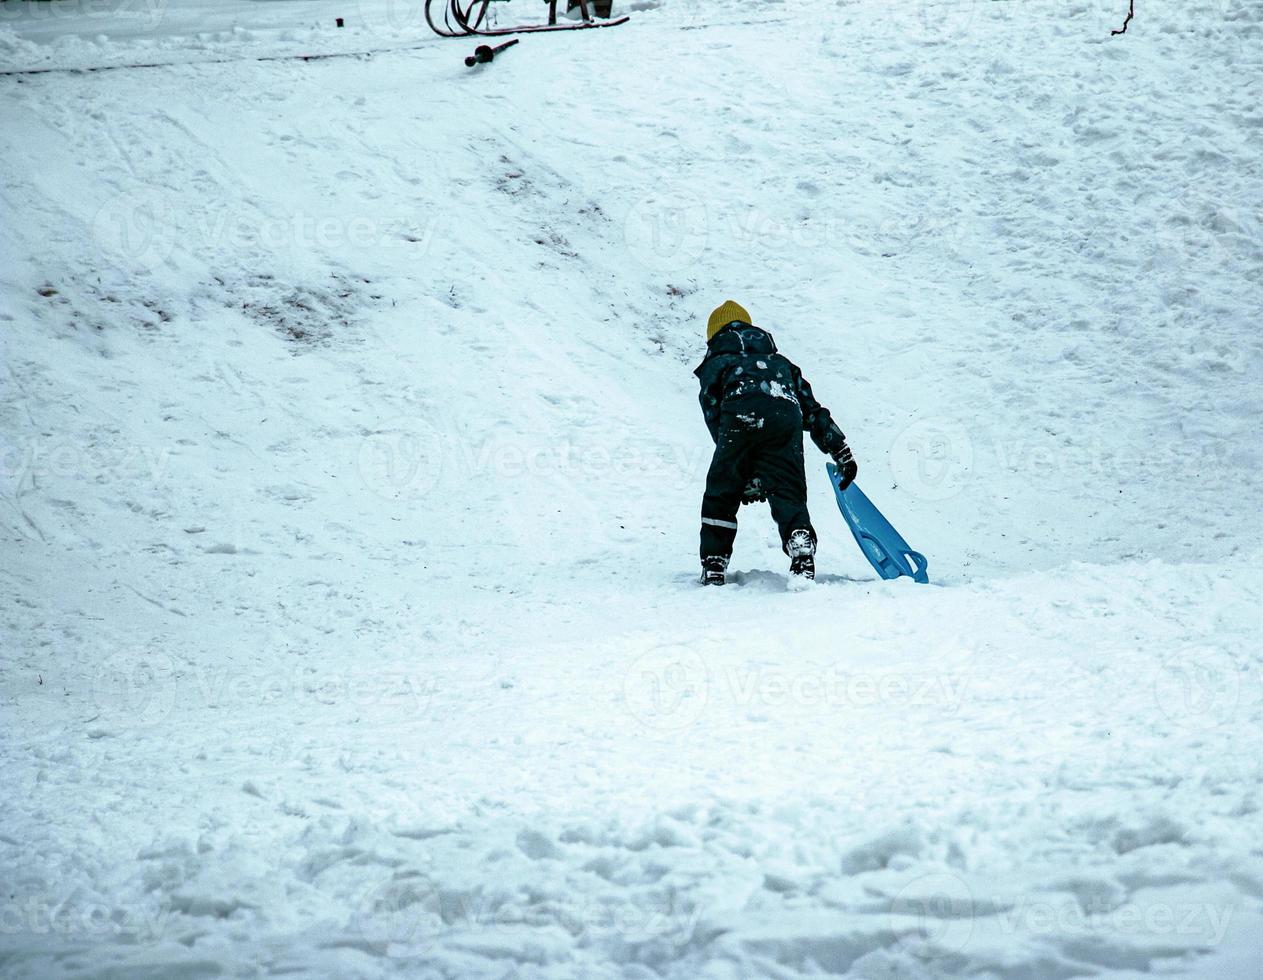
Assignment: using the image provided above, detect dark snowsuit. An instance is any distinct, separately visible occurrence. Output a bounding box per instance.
[694,322,848,560]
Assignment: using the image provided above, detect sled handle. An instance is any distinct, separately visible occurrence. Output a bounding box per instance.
[903,550,930,585]
[857,534,929,584]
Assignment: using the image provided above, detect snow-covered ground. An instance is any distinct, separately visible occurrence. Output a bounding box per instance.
[2,0,1262,977]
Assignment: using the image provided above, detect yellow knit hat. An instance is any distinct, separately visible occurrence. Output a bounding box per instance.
[706,300,751,341]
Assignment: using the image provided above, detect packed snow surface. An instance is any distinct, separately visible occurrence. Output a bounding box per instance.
[2,0,1262,977]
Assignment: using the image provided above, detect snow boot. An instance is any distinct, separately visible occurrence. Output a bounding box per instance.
[787,529,815,584]
[701,555,729,586]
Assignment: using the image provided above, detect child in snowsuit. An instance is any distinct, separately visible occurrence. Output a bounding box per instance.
[694,300,857,586]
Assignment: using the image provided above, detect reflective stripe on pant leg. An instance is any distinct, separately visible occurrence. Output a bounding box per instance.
[701,423,748,560]
[700,521,738,559]
[700,495,740,560]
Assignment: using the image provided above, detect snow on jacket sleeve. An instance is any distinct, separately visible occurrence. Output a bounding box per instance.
[789,362,848,456]
[695,355,725,444]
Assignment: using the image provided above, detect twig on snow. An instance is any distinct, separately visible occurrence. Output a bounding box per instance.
[1112,1,1135,35]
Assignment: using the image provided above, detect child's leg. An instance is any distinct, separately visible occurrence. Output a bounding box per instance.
[767,493,815,555]
[700,461,742,560]
[753,405,816,554]
[699,422,753,560]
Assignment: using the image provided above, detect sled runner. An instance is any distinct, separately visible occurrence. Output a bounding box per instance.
[826,464,929,585]
[426,0,630,37]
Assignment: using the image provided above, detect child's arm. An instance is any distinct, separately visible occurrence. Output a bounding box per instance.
[791,364,848,457]
[694,358,725,444]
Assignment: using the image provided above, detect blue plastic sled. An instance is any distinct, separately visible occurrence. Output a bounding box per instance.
[826,463,929,584]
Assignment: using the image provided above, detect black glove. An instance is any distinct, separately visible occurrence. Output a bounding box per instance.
[740,477,767,505]
[833,443,858,491]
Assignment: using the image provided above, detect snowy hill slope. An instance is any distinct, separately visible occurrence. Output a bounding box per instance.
[2,1,1263,977]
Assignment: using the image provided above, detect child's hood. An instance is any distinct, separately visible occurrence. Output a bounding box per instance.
[696,324,779,372]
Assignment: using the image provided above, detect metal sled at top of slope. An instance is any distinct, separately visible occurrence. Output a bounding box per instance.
[426,0,630,37]
[826,463,930,585]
